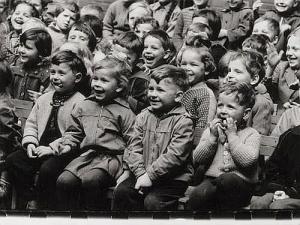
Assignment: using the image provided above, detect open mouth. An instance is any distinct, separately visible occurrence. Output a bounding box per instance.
[52,82,63,88]
[14,18,24,25]
[143,55,155,63]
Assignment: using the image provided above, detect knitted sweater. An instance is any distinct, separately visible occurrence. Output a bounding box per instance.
[193,127,261,183]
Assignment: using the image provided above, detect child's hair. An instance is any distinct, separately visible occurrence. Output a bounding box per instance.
[178,45,216,77]
[218,50,236,78]
[133,16,160,31]
[93,56,131,98]
[0,60,12,94]
[113,31,143,60]
[150,64,190,92]
[12,1,39,18]
[128,1,152,15]
[54,2,79,21]
[229,50,265,85]
[81,3,104,19]
[186,22,210,39]
[20,28,52,57]
[219,82,256,109]
[193,9,221,41]
[69,21,97,52]
[144,29,176,63]
[254,17,280,38]
[185,33,211,48]
[21,17,46,33]
[242,34,269,57]
[81,15,103,39]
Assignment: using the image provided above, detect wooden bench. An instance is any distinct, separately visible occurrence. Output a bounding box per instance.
[178,135,279,210]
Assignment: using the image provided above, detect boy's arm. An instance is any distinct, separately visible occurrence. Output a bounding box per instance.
[227,129,260,169]
[172,11,184,51]
[102,3,115,40]
[226,9,253,44]
[125,113,147,178]
[166,6,181,38]
[22,101,39,148]
[146,116,194,182]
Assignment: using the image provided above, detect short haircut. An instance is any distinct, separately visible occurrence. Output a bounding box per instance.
[54,2,79,21]
[193,9,221,41]
[51,50,87,78]
[81,14,103,38]
[0,60,12,93]
[185,33,211,48]
[12,1,39,18]
[150,65,190,92]
[254,17,280,37]
[242,34,269,57]
[113,31,143,58]
[229,50,265,85]
[20,28,52,57]
[133,16,159,30]
[219,82,256,109]
[128,1,152,15]
[218,50,236,78]
[81,3,104,19]
[69,21,97,52]
[94,56,131,98]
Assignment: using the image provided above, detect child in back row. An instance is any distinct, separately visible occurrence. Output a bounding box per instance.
[178,40,217,145]
[6,50,86,210]
[112,65,194,211]
[189,82,260,210]
[55,57,136,210]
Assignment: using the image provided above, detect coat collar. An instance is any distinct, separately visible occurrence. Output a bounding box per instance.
[147,104,188,119]
[86,95,131,109]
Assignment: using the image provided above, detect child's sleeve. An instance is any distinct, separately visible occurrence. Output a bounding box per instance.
[146,116,194,182]
[172,11,185,51]
[22,101,39,148]
[227,129,260,169]
[193,128,218,165]
[124,113,146,178]
[102,3,116,39]
[226,9,253,44]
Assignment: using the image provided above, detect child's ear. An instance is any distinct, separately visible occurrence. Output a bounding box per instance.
[174,90,184,103]
[250,74,260,86]
[75,73,82,83]
[116,86,124,93]
[242,108,252,121]
[272,35,279,45]
[163,49,171,60]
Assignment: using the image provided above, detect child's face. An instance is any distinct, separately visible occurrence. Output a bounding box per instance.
[274,0,297,13]
[0,0,6,14]
[193,0,209,7]
[252,21,278,44]
[91,69,121,102]
[128,7,150,30]
[180,49,206,86]
[148,78,181,113]
[134,23,154,39]
[286,35,300,70]
[217,92,248,127]
[111,44,138,67]
[225,58,258,86]
[226,0,244,9]
[18,40,39,64]
[42,3,56,26]
[50,63,80,93]
[11,3,33,32]
[27,0,42,13]
[143,36,167,69]
[68,27,89,48]
[55,9,77,32]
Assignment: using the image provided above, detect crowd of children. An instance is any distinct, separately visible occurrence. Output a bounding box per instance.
[0,0,300,211]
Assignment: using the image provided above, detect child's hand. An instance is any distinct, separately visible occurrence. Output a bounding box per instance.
[273,191,289,201]
[27,90,42,102]
[135,173,152,194]
[27,144,37,158]
[116,170,130,187]
[209,118,222,140]
[283,100,300,109]
[218,29,228,38]
[35,146,54,158]
[280,24,291,33]
[252,0,263,11]
[223,117,237,136]
[266,43,283,71]
[58,144,71,154]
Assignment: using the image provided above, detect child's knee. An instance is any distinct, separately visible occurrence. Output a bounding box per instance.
[144,193,161,210]
[56,172,80,190]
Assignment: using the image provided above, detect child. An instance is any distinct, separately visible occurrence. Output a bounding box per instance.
[251,125,300,209]
[112,65,194,211]
[150,0,181,37]
[218,0,253,50]
[67,21,97,53]
[46,2,79,52]
[5,50,86,209]
[133,16,159,39]
[0,0,9,24]
[173,0,210,50]
[224,50,274,135]
[128,1,152,31]
[55,56,136,210]
[10,28,51,102]
[80,3,104,20]
[128,29,175,114]
[0,1,39,64]
[188,82,260,210]
[252,17,280,46]
[41,2,57,26]
[0,61,22,200]
[178,44,217,145]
